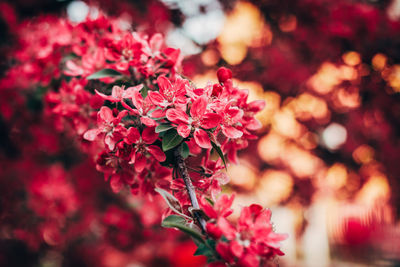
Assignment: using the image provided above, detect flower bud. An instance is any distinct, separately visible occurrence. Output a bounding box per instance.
[212,84,223,97]
[217,67,232,83]
[206,223,223,239]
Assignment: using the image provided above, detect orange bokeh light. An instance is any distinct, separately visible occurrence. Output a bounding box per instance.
[217,1,271,65]
[272,108,303,139]
[342,51,361,66]
[256,170,293,205]
[289,93,330,122]
[352,145,375,164]
[226,161,257,191]
[372,53,387,71]
[325,163,348,190]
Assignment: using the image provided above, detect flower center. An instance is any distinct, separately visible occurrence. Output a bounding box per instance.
[135,141,147,154]
[192,117,201,128]
[164,89,175,102]
[224,115,233,126]
[122,48,133,60]
[103,122,114,133]
[236,231,253,248]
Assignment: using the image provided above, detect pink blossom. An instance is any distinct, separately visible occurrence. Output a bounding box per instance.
[83,106,128,150]
[208,204,287,267]
[166,95,221,149]
[124,126,166,172]
[148,75,188,108]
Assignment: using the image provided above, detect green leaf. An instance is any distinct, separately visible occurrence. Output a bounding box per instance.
[211,142,227,169]
[140,85,149,98]
[154,188,190,219]
[194,239,218,262]
[180,142,190,159]
[161,215,204,243]
[86,69,122,79]
[63,52,78,61]
[162,129,183,151]
[152,116,167,121]
[161,215,186,227]
[194,243,214,257]
[205,197,214,206]
[155,124,174,133]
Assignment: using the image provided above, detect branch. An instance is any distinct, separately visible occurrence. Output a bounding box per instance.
[174,146,207,233]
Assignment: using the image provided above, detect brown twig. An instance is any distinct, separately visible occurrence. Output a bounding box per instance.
[174,147,207,233]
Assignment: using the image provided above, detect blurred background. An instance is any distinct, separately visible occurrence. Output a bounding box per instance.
[1,0,400,266]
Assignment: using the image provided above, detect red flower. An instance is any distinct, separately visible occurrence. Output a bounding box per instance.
[104,33,142,71]
[166,95,221,149]
[95,84,143,111]
[201,194,234,220]
[124,126,166,172]
[212,205,287,267]
[218,104,244,139]
[235,89,265,131]
[83,106,128,150]
[64,48,106,77]
[129,87,158,127]
[148,75,188,108]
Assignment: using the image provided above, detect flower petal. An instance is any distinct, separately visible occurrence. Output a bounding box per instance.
[131,89,143,110]
[124,84,143,98]
[111,85,123,99]
[147,145,166,162]
[126,127,140,144]
[83,128,99,141]
[148,91,166,107]
[116,110,128,121]
[156,75,172,97]
[177,124,191,138]
[238,253,259,267]
[222,126,243,139]
[248,100,266,113]
[142,127,158,144]
[226,107,243,123]
[194,129,211,149]
[172,76,189,97]
[166,108,189,124]
[217,217,236,240]
[98,106,114,123]
[95,89,118,102]
[206,223,223,239]
[134,153,146,172]
[190,95,207,118]
[201,113,221,129]
[140,117,157,127]
[230,240,244,258]
[245,118,262,131]
[104,134,116,151]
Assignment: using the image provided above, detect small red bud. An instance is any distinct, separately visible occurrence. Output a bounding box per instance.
[112,107,119,117]
[212,84,223,97]
[206,223,223,239]
[217,67,232,83]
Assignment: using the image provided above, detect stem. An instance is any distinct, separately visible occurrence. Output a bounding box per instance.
[174,147,207,233]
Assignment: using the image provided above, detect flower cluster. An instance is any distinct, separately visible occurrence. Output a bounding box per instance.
[202,195,287,267]
[0,8,286,267]
[82,69,265,199]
